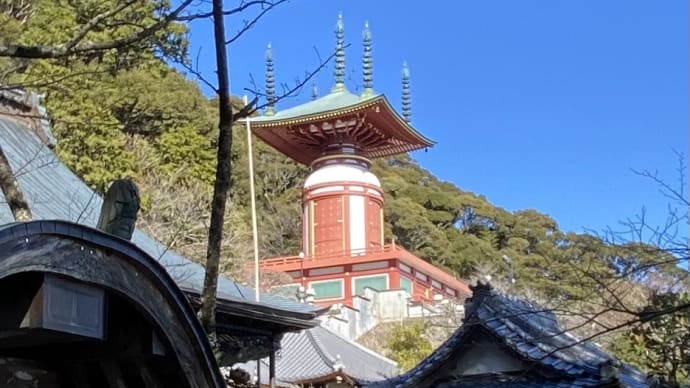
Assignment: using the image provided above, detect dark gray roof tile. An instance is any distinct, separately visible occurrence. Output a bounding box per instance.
[236,326,398,385]
[367,283,650,388]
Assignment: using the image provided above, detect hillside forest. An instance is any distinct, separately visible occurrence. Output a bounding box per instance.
[1,0,688,385]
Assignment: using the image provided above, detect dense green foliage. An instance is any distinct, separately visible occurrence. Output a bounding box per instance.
[611,292,690,387]
[2,0,687,379]
[3,0,194,193]
[385,321,433,371]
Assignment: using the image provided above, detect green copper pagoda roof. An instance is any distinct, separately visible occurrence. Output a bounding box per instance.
[242,88,435,166]
[246,88,370,125]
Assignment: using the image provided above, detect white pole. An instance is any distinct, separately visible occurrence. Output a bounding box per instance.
[244,95,261,302]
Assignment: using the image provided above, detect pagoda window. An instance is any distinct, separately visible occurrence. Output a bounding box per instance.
[415,271,428,283]
[351,261,388,272]
[399,263,412,274]
[431,280,443,290]
[446,288,457,297]
[353,274,389,295]
[400,277,413,295]
[310,279,344,300]
[309,266,344,276]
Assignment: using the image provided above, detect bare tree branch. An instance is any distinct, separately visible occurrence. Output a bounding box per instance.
[224,0,287,45]
[0,0,194,58]
[12,144,58,178]
[0,144,31,221]
[237,46,341,120]
[174,47,219,93]
[176,0,278,22]
[632,152,689,208]
[0,68,111,91]
[64,0,139,51]
[0,0,33,24]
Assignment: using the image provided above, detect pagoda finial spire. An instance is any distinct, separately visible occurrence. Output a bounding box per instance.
[361,21,374,98]
[311,83,319,100]
[402,61,411,123]
[265,42,276,116]
[332,13,346,93]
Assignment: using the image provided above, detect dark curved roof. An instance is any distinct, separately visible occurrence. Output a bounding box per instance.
[369,283,649,388]
[0,219,226,388]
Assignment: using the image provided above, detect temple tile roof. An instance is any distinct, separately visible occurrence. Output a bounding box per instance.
[432,378,604,388]
[236,325,399,386]
[0,93,320,321]
[242,89,434,166]
[368,283,650,388]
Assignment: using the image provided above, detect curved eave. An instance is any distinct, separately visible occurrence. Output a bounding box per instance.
[244,93,381,128]
[0,220,226,388]
[183,289,324,332]
[244,94,435,165]
[376,95,435,148]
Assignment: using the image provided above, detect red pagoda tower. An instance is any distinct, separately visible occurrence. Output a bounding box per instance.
[248,16,470,306]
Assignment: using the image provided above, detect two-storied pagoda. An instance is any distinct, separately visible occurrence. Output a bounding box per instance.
[247,15,470,307]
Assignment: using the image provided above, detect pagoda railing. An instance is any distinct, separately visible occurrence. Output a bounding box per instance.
[258,244,467,293]
[259,244,402,268]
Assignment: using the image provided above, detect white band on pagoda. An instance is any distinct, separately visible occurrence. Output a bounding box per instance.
[305,163,381,188]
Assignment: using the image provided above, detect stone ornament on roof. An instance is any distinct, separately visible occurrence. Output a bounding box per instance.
[332,354,345,372]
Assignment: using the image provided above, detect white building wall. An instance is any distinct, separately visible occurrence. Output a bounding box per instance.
[304,163,381,188]
[364,288,408,322]
[302,204,309,255]
[320,287,464,342]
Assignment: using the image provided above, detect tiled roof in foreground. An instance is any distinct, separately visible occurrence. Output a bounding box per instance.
[236,325,398,386]
[369,282,650,388]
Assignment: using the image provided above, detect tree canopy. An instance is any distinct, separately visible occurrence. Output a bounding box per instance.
[1,0,687,381]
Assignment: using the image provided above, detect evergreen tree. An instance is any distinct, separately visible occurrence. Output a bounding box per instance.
[385,321,433,371]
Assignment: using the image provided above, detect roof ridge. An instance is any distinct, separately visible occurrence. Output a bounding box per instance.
[317,325,398,367]
[306,328,337,365]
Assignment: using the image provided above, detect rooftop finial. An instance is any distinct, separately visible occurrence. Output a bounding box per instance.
[311,83,319,100]
[265,43,276,116]
[332,13,346,93]
[361,21,374,98]
[402,61,411,123]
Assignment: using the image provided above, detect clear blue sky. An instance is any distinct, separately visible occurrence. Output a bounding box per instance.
[184,1,688,236]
